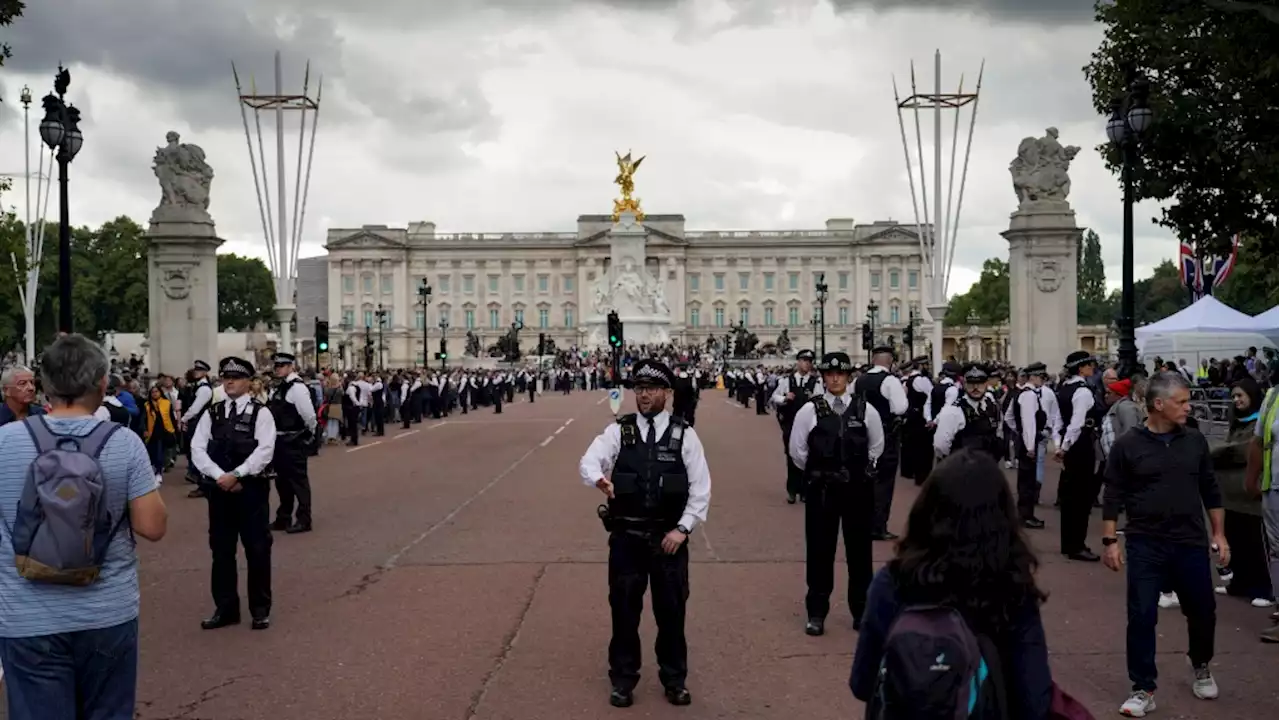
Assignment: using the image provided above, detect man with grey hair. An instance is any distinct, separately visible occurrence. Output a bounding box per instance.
[0,365,44,426]
[1102,370,1225,715]
[0,334,168,720]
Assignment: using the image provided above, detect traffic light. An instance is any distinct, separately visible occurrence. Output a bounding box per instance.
[315,318,329,352]
[902,323,914,350]
[607,311,623,348]
[861,323,872,350]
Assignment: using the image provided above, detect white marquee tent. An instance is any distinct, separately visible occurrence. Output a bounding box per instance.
[1136,296,1276,364]
[1246,305,1279,343]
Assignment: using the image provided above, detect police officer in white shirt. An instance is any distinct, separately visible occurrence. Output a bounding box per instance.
[268,353,318,533]
[1055,351,1103,562]
[190,357,277,631]
[787,352,885,636]
[933,364,1003,460]
[1009,362,1063,529]
[579,359,711,709]
[855,345,909,540]
[181,360,215,492]
[771,349,823,504]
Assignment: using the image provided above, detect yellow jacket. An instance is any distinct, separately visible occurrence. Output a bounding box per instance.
[145,397,176,441]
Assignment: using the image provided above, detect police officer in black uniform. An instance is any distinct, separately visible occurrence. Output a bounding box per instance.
[932,363,1003,460]
[855,345,908,540]
[899,356,935,485]
[579,359,712,709]
[181,360,215,497]
[269,353,318,534]
[1010,361,1054,529]
[189,357,277,630]
[670,363,700,426]
[786,351,885,636]
[1055,350,1103,562]
[770,349,822,504]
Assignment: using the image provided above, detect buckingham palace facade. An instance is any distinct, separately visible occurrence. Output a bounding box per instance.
[308,214,930,368]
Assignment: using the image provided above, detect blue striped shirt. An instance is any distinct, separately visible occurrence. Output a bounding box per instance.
[0,415,157,638]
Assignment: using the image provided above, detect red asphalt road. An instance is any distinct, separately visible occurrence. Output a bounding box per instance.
[116,389,1277,720]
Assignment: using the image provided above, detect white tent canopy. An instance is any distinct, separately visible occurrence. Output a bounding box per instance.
[1135,296,1256,339]
[1246,305,1279,343]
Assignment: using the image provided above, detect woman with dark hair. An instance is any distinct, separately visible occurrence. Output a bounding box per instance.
[850,449,1052,719]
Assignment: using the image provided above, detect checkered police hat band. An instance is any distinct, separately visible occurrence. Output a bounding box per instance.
[222,360,250,376]
[635,365,667,383]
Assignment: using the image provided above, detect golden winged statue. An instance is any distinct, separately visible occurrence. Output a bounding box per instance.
[611,150,645,222]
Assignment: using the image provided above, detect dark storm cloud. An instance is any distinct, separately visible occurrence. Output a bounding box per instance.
[4,0,344,129]
[829,0,1099,24]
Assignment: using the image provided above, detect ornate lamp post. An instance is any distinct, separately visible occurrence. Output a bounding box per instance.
[338,320,351,370]
[965,309,980,362]
[438,316,450,371]
[1105,65,1154,380]
[38,66,84,334]
[417,279,432,368]
[814,272,829,356]
[375,304,389,370]
[867,299,879,343]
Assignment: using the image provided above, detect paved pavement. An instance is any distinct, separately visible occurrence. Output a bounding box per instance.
[12,389,1277,719]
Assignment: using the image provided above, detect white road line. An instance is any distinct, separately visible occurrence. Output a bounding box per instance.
[347,440,383,453]
[431,418,559,425]
[554,426,565,435]
[380,443,545,570]
[565,418,574,425]
[596,396,607,405]
[540,436,554,447]
[393,429,420,439]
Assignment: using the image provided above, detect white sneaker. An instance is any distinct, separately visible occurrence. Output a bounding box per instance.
[154,472,163,487]
[1251,597,1276,608]
[1119,689,1156,716]
[1215,586,1227,595]
[1191,662,1219,700]
[1158,592,1180,609]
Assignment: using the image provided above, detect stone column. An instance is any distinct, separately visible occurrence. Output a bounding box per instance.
[148,213,224,377]
[1003,203,1080,367]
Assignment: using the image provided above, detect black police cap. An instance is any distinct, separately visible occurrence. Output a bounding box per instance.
[218,356,255,378]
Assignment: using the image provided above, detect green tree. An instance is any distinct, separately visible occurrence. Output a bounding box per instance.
[217,254,275,331]
[1214,234,1280,315]
[1084,0,1278,268]
[946,258,1009,326]
[1077,229,1113,324]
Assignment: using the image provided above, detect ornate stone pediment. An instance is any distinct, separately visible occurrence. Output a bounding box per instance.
[573,225,686,248]
[862,225,920,245]
[325,230,407,251]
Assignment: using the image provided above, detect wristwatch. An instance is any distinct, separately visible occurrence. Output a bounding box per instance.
[1101,536,1119,547]
[677,524,691,535]
[231,469,243,479]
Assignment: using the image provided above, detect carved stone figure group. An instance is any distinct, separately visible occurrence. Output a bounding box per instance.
[590,259,669,318]
[1009,127,1080,208]
[153,131,215,217]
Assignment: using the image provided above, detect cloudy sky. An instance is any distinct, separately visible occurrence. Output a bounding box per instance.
[0,0,1173,297]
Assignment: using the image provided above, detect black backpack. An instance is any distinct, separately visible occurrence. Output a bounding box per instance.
[867,605,1008,720]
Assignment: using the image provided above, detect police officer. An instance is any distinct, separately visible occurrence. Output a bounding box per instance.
[1055,351,1102,562]
[770,349,822,504]
[1010,362,1061,529]
[671,363,700,426]
[932,363,1003,460]
[579,359,712,709]
[855,345,908,540]
[190,357,277,630]
[181,360,215,497]
[899,356,934,485]
[787,352,884,636]
[269,353,318,534]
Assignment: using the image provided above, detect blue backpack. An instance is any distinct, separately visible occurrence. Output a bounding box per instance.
[868,605,1008,720]
[6,417,128,586]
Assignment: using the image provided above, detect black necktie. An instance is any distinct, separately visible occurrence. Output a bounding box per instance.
[645,419,657,448]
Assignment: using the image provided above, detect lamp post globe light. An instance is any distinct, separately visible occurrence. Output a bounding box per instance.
[38,67,84,334]
[1106,65,1154,381]
[814,272,829,356]
[417,279,432,368]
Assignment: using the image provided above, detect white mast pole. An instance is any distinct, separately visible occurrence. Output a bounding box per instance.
[274,51,294,353]
[929,50,946,373]
[23,91,34,363]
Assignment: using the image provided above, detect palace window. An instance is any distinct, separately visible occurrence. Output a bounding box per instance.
[414,310,424,329]
[341,307,355,327]
[381,275,393,294]
[908,270,919,289]
[689,307,700,327]
[363,309,373,327]
[714,274,725,292]
[764,273,774,291]
[538,275,549,293]
[870,271,881,289]
[538,308,549,328]
[714,307,725,327]
[739,307,750,325]
[514,308,525,325]
[838,306,849,325]
[362,275,374,294]
[464,309,475,329]
[489,276,499,293]
[438,275,450,293]
[489,309,500,328]
[689,274,700,292]
[514,275,525,293]
[788,306,799,326]
[342,275,354,293]
[764,306,775,326]
[463,276,474,293]
[890,304,901,325]
[788,272,799,291]
[739,273,750,291]
[563,307,575,327]
[563,276,574,293]
[838,272,849,291]
[889,270,900,289]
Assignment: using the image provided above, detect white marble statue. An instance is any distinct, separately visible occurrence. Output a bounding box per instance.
[152,131,214,221]
[1009,127,1080,208]
[645,278,670,317]
[612,259,647,312]
[592,283,611,316]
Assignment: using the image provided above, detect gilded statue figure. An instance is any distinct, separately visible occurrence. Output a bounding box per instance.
[611,150,646,222]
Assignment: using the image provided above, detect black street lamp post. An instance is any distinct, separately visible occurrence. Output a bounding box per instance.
[417,279,432,368]
[866,299,879,363]
[363,323,373,371]
[438,316,450,371]
[375,304,388,370]
[808,311,821,351]
[814,272,829,356]
[1105,65,1154,380]
[339,320,352,370]
[38,67,83,334]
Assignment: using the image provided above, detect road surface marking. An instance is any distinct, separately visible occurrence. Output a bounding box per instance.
[393,429,420,439]
[347,441,383,453]
[565,417,574,425]
[540,436,554,447]
[596,396,607,405]
[554,426,565,435]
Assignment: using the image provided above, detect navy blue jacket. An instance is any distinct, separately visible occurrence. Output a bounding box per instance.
[0,403,46,427]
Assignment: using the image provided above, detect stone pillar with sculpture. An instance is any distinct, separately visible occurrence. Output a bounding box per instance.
[1002,127,1083,369]
[147,131,224,376]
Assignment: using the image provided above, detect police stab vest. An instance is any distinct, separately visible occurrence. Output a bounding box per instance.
[930,381,953,419]
[608,414,690,531]
[1013,386,1048,444]
[905,375,929,419]
[206,399,264,484]
[268,378,306,434]
[804,395,870,484]
[781,374,820,426]
[952,396,1002,460]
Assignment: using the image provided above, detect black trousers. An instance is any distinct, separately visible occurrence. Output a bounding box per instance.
[780,423,804,498]
[607,531,690,692]
[755,386,768,414]
[1058,435,1099,554]
[273,441,312,526]
[1015,435,1042,520]
[805,480,873,621]
[343,406,361,444]
[207,479,272,617]
[871,438,900,534]
[371,398,386,435]
[900,419,932,484]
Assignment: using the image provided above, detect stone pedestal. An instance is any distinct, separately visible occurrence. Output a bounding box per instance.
[583,212,673,347]
[147,209,223,377]
[1002,201,1081,369]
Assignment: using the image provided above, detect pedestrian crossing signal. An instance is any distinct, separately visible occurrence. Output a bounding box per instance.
[315,318,330,352]
[607,311,623,348]
[435,352,448,360]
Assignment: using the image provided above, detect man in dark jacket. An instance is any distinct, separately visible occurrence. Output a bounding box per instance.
[0,366,44,426]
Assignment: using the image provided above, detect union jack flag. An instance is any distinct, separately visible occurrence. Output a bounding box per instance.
[1178,234,1240,300]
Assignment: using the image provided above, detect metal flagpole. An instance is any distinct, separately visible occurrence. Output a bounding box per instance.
[893,51,983,373]
[2,87,54,363]
[233,51,322,358]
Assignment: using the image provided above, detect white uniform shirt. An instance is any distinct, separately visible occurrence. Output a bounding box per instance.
[933,394,998,458]
[770,373,824,408]
[280,372,318,433]
[93,395,125,423]
[181,380,213,423]
[925,379,958,423]
[1054,377,1094,452]
[787,392,886,471]
[578,410,712,533]
[1013,385,1063,452]
[864,366,909,416]
[190,393,278,479]
[355,380,374,407]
